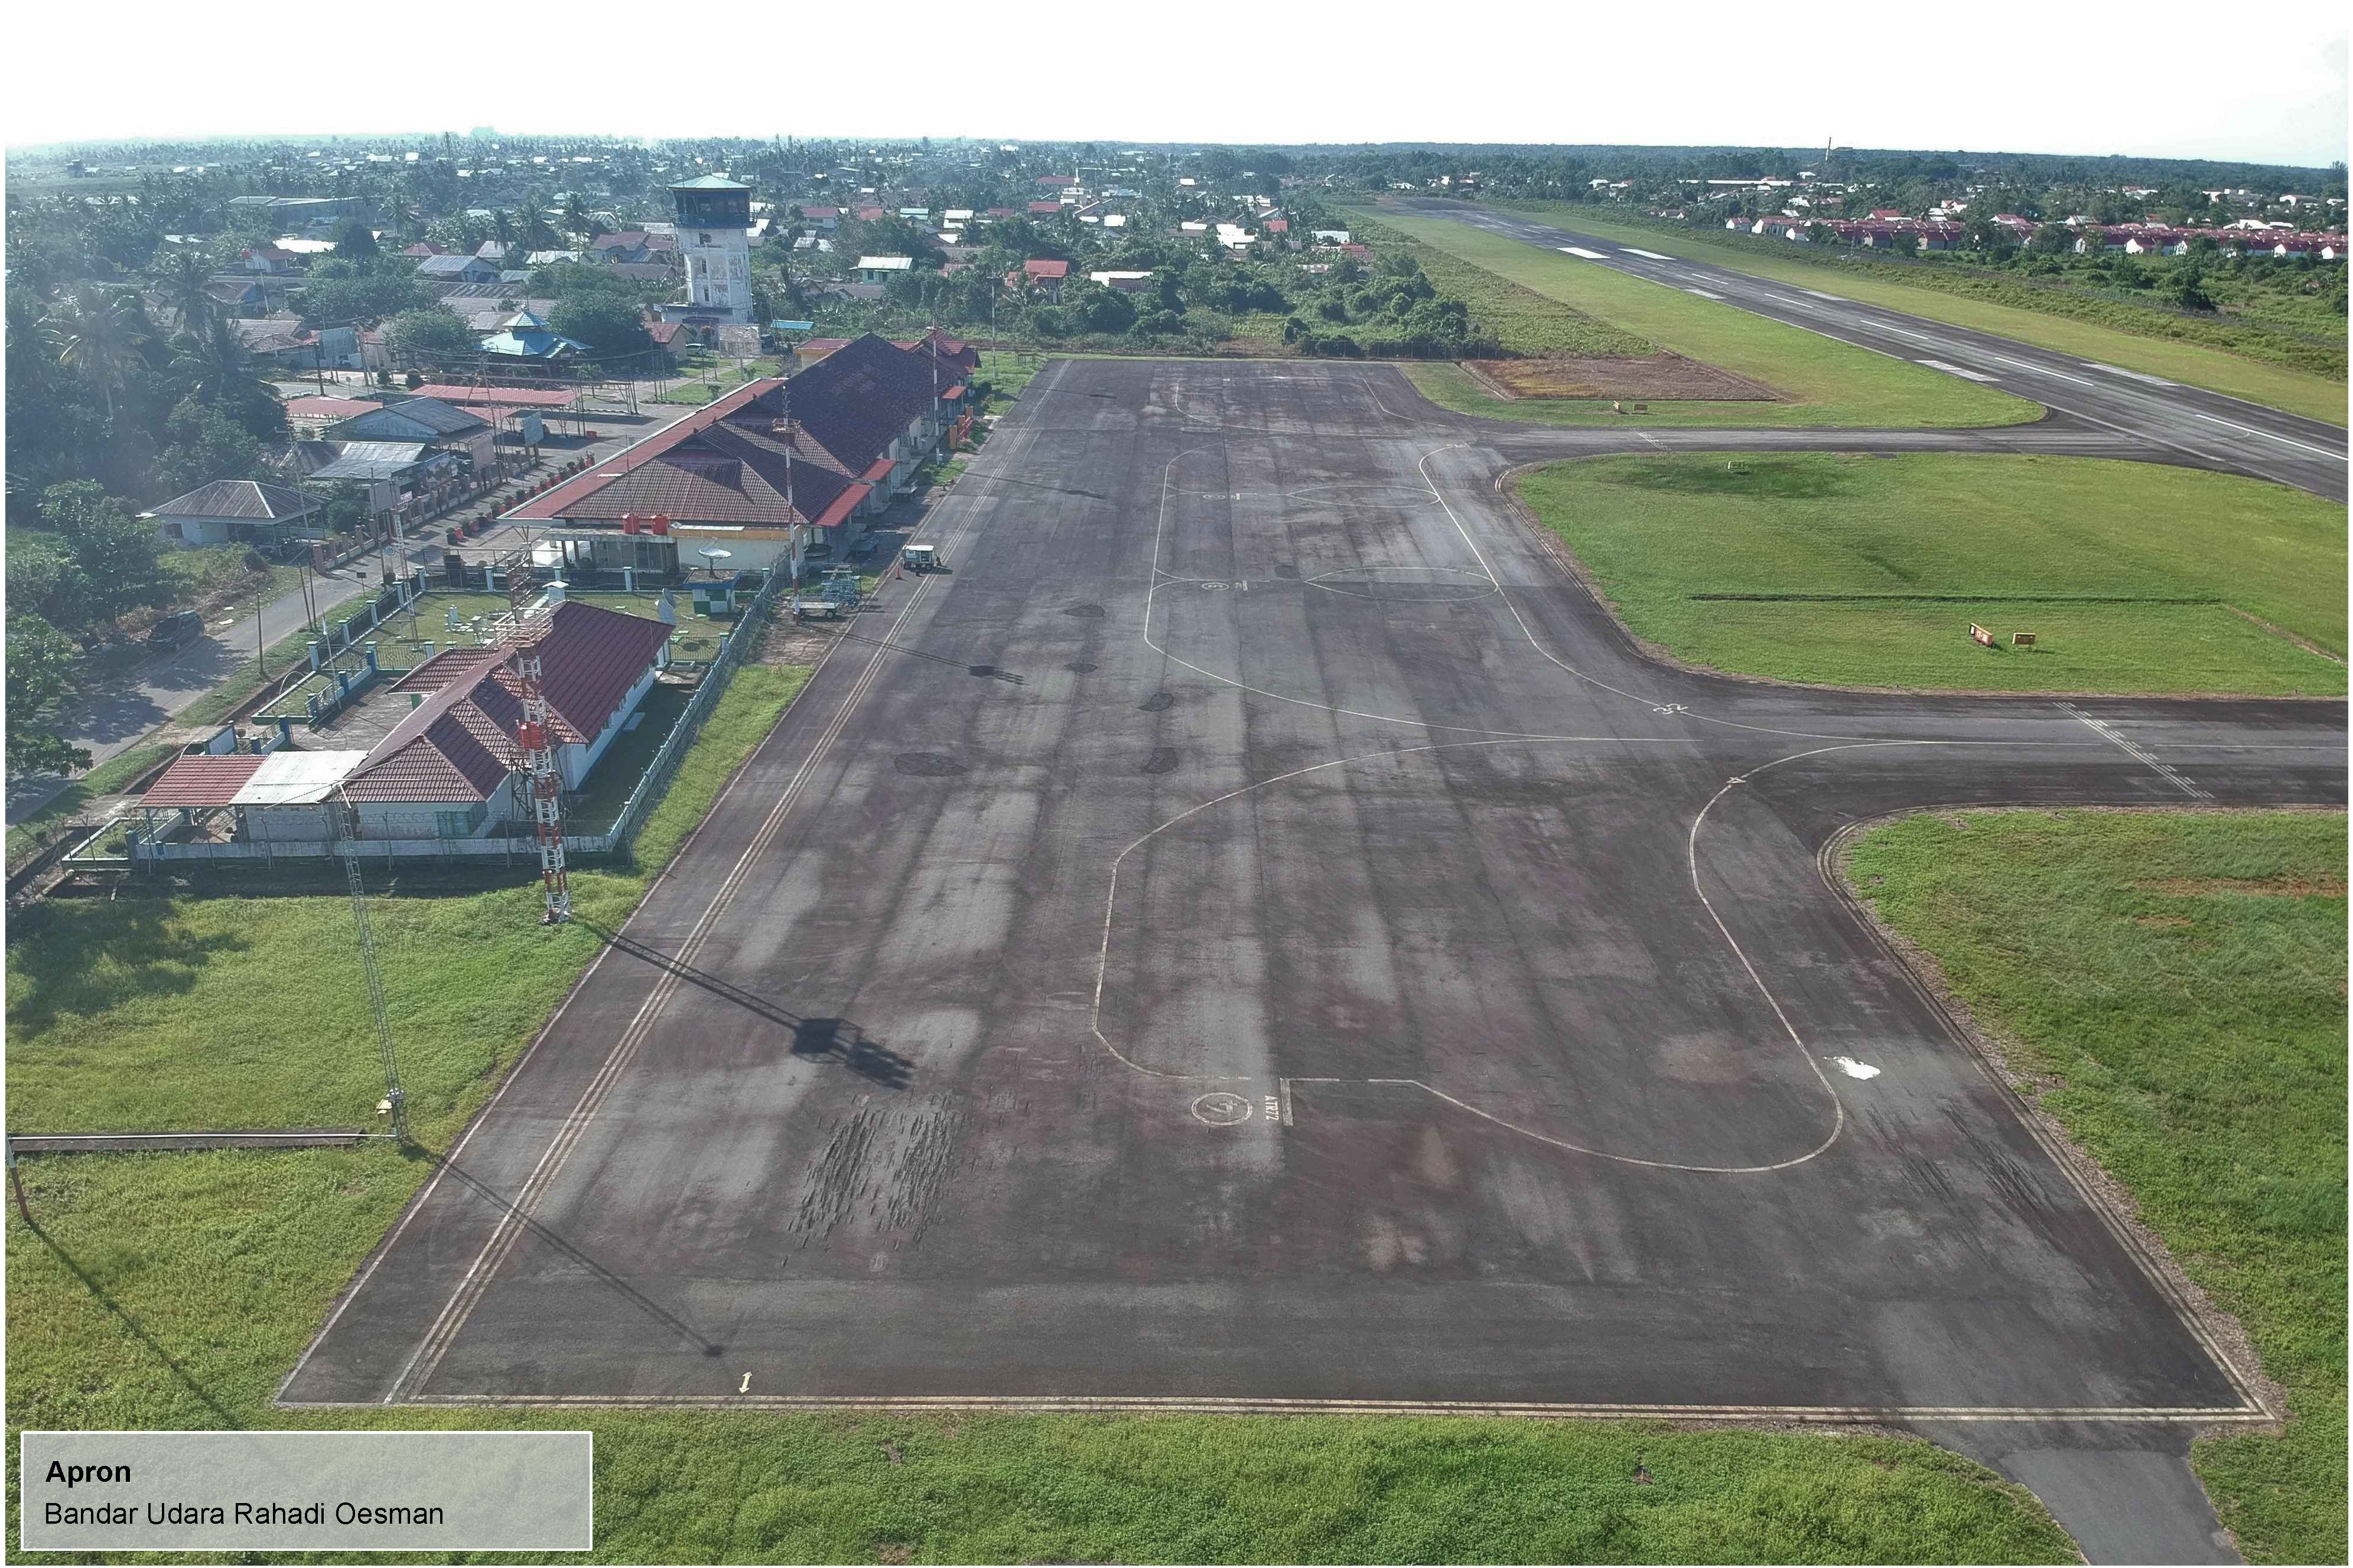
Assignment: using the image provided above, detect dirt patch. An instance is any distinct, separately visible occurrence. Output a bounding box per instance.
[1461,353,1783,402]
[760,614,842,667]
[2137,873,2346,899]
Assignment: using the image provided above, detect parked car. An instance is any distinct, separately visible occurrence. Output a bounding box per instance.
[148,609,206,651]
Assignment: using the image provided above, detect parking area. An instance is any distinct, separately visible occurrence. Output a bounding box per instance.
[285,357,2339,1421]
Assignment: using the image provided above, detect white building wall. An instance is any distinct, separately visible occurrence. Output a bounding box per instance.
[683,225,754,322]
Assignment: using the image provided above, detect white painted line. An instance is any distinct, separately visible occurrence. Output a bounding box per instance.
[1872,322,1942,343]
[396,1391,2272,1423]
[2190,411,2347,462]
[1802,289,1845,301]
[1985,353,2100,387]
[1685,286,1726,300]
[1620,247,1675,260]
[1830,1056,1882,1080]
[2082,362,2178,387]
[1558,246,1609,260]
[2058,702,2215,801]
[1916,359,1999,383]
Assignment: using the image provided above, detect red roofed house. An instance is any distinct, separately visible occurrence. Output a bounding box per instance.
[135,600,674,850]
[1037,175,1077,188]
[1011,256,1070,301]
[1026,200,1064,218]
[508,334,968,579]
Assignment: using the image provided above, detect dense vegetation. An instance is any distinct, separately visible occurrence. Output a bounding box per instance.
[1850,810,2347,1563]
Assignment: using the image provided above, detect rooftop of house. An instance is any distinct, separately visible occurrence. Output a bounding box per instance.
[145,478,317,520]
[329,398,493,444]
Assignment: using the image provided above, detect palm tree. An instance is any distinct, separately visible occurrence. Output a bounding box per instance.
[170,312,261,407]
[382,191,415,243]
[45,283,149,425]
[152,248,216,334]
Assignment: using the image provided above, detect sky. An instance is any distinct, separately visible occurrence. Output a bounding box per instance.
[7,0,2347,170]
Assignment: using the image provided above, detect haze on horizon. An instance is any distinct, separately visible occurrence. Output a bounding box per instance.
[6,0,2347,171]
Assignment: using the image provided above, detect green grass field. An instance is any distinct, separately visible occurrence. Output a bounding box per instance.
[1848,810,2347,1563]
[1514,453,2346,695]
[5,661,812,1139]
[1488,204,2349,425]
[1360,209,2041,428]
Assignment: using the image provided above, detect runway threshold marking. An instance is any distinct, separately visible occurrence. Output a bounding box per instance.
[1915,359,1998,383]
[1619,247,1676,260]
[2084,361,2178,387]
[2057,703,2215,801]
[1984,353,2100,387]
[377,366,1062,1404]
[1558,245,1609,260]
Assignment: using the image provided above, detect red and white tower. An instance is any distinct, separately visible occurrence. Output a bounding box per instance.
[512,642,571,925]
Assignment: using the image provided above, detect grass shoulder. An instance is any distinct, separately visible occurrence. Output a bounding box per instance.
[1512,452,2346,696]
[1488,203,2349,425]
[1846,809,2347,1563]
[1353,207,2042,429]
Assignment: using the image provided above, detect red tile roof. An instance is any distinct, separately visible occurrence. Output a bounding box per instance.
[141,753,266,807]
[1027,201,1063,217]
[1023,258,1070,279]
[509,335,959,534]
[348,602,673,803]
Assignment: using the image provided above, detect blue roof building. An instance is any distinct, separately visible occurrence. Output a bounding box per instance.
[477,309,590,361]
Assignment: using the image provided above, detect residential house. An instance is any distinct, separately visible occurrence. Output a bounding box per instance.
[477,309,591,364]
[856,255,915,282]
[327,398,496,468]
[1014,257,1069,299]
[240,245,303,275]
[230,316,357,370]
[418,252,500,285]
[590,231,679,266]
[144,479,320,549]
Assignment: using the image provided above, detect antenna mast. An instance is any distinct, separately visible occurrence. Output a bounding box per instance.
[500,546,571,925]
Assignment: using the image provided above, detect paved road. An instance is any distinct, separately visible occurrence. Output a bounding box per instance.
[284,361,2339,1559]
[3,565,379,824]
[1394,198,2347,502]
[6,398,714,826]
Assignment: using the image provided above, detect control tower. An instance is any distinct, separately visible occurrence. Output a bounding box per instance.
[669,175,753,323]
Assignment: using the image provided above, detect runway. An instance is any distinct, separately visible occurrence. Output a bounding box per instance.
[280,358,2342,1560]
[1392,197,2347,502]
